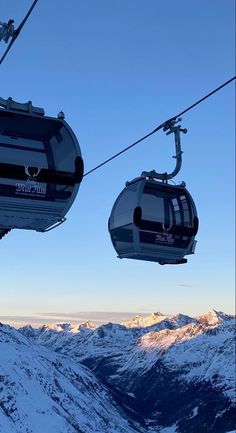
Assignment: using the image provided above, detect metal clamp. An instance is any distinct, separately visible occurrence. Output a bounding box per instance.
[0,96,45,115]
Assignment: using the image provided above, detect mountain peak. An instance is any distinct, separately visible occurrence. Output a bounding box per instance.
[123,312,167,328]
[153,311,165,317]
[197,309,233,325]
[76,320,97,332]
[42,322,73,332]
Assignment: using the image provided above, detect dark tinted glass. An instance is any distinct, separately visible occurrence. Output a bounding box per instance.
[142,182,194,227]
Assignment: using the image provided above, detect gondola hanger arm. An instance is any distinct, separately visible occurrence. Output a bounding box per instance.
[142,118,187,182]
[0,0,39,65]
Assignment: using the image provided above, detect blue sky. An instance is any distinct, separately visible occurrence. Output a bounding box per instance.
[0,0,235,325]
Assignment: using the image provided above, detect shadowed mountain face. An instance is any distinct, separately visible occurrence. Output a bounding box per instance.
[4,310,236,433]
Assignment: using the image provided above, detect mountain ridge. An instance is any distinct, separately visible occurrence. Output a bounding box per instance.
[18,309,234,335]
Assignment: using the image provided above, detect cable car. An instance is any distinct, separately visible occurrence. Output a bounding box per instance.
[108,177,198,264]
[0,97,84,239]
[108,119,199,265]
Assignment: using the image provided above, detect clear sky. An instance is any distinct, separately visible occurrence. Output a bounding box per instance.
[0,0,235,325]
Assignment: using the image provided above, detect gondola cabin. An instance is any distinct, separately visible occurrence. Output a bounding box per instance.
[0,97,83,239]
[109,176,198,265]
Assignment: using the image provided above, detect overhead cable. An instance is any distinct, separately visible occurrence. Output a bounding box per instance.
[84,75,236,177]
[0,0,39,65]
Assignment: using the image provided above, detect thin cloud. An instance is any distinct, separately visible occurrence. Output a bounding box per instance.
[35,311,140,322]
[1,311,143,328]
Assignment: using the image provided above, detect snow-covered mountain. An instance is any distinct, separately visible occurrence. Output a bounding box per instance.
[122,312,168,328]
[19,320,97,349]
[0,322,143,433]
[19,312,197,360]
[3,310,236,433]
[197,309,232,326]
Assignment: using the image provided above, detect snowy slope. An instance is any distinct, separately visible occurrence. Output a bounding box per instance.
[0,323,143,433]
[121,319,235,400]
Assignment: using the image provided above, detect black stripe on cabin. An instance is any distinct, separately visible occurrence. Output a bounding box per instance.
[0,143,46,153]
[0,159,83,185]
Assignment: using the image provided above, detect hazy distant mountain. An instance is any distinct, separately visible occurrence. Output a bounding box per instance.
[122,312,168,328]
[3,310,236,433]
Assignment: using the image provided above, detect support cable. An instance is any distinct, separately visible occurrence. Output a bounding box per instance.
[84,76,236,177]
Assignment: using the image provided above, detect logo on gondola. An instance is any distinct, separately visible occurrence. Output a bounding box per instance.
[162,223,172,232]
[24,166,41,180]
[15,166,46,196]
[154,223,174,244]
